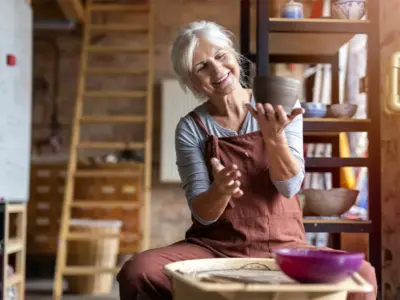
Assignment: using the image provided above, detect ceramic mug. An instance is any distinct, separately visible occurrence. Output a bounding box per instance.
[281,0,304,19]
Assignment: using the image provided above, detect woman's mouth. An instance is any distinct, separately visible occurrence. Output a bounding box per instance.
[213,73,230,85]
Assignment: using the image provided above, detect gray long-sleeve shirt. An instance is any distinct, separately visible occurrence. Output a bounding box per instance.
[175,95,305,225]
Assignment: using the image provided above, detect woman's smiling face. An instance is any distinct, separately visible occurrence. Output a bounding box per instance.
[190,38,241,99]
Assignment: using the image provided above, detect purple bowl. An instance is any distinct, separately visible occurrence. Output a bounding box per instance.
[274,248,364,283]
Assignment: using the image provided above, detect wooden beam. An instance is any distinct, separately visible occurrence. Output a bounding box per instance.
[57,0,84,22]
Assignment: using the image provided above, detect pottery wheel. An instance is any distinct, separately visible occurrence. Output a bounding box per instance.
[184,263,297,285]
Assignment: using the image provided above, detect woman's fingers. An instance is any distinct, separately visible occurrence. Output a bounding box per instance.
[256,103,266,117]
[210,157,224,174]
[232,186,244,198]
[247,102,301,126]
[224,179,241,193]
[221,170,241,186]
[211,158,237,177]
[246,104,258,119]
[219,164,238,177]
[264,103,275,121]
[211,158,243,196]
[275,105,289,126]
[289,107,304,120]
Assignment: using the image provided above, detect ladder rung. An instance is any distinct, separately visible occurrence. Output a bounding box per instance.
[78,141,146,149]
[84,90,147,98]
[75,170,142,178]
[66,232,139,241]
[63,266,120,275]
[6,204,26,213]
[6,238,24,255]
[5,273,23,287]
[89,24,148,32]
[80,115,146,123]
[86,68,147,76]
[88,46,148,53]
[89,4,149,12]
[71,201,141,208]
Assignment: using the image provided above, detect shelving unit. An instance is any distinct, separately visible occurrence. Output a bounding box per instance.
[1,203,27,300]
[240,0,381,296]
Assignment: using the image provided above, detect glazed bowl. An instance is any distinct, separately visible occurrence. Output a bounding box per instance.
[275,248,365,283]
[327,103,358,119]
[253,76,301,115]
[301,102,327,118]
[331,0,367,20]
[302,188,359,217]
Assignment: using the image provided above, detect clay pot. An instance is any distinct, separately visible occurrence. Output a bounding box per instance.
[252,76,301,115]
[302,188,359,217]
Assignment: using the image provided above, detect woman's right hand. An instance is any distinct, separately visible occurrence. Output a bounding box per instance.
[210,158,243,198]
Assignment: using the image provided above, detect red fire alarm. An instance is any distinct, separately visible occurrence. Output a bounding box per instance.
[7,54,16,66]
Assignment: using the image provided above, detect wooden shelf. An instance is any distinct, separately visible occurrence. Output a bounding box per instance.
[305,157,368,168]
[269,18,369,34]
[252,18,369,56]
[6,238,24,255]
[303,118,370,132]
[303,219,372,233]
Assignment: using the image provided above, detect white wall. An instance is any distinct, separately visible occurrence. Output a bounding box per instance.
[0,0,33,202]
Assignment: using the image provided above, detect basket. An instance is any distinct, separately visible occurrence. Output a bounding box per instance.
[67,219,122,295]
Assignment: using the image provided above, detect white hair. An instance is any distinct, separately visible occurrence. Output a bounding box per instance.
[170,21,248,100]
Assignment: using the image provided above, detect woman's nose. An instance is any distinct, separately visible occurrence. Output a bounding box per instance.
[210,60,223,74]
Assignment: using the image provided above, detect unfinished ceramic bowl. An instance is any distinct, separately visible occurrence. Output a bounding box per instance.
[328,103,358,119]
[302,188,359,217]
[252,76,301,115]
[331,0,367,20]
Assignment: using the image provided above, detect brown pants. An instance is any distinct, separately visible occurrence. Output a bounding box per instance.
[117,242,377,300]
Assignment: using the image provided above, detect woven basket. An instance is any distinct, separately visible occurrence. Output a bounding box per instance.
[67,219,122,295]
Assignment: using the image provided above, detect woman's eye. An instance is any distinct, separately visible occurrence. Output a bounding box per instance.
[216,53,226,60]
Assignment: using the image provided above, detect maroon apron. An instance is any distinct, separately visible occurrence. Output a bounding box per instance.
[182,112,377,300]
[184,112,308,257]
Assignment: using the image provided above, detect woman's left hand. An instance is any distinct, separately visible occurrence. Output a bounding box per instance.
[246,103,304,144]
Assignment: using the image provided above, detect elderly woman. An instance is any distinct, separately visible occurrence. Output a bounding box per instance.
[117,21,377,300]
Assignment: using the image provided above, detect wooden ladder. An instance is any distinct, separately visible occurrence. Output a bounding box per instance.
[53,0,154,299]
[2,203,27,300]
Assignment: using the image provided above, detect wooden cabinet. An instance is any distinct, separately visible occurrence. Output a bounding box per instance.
[27,163,143,255]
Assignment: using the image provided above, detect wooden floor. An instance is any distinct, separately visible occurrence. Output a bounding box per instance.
[25,279,119,300]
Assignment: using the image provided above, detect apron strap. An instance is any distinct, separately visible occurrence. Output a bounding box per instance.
[189,111,210,136]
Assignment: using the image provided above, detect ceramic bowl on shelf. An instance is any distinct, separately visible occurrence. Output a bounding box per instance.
[302,188,359,217]
[300,102,327,118]
[327,103,358,118]
[331,0,367,20]
[253,75,301,115]
[274,248,365,283]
